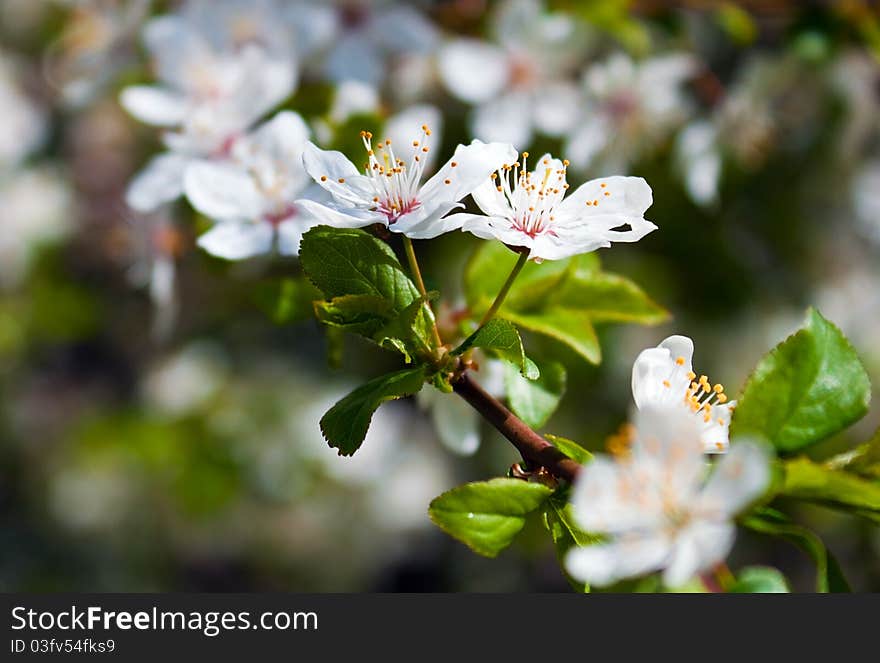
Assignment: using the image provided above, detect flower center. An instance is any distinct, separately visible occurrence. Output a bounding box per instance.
[359,127,431,223]
[492,152,570,238]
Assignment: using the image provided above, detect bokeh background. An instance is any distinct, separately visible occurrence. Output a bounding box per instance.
[2,0,879,592]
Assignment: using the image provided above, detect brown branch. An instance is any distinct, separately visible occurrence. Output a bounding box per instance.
[452,373,582,483]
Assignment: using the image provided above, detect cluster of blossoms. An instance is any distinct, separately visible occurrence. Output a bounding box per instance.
[564,335,770,588]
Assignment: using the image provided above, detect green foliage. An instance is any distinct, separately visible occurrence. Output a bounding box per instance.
[743,508,851,592]
[314,294,394,335]
[253,277,322,324]
[828,428,880,480]
[300,226,419,312]
[780,457,880,521]
[729,566,789,593]
[731,308,871,453]
[452,318,539,379]
[464,242,666,365]
[319,367,426,456]
[505,358,566,428]
[545,434,594,465]
[428,478,554,557]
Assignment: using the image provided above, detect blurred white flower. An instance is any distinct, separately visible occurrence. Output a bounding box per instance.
[565,406,770,588]
[675,120,722,207]
[0,166,72,288]
[448,152,655,261]
[185,111,316,260]
[417,357,506,456]
[44,0,151,107]
[142,342,229,417]
[120,10,297,212]
[316,0,439,86]
[0,52,46,169]
[631,335,735,454]
[566,52,696,173]
[439,0,588,146]
[298,125,516,239]
[853,160,880,244]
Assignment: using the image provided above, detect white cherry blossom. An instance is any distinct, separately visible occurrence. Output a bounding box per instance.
[120,11,297,212]
[566,52,696,173]
[184,111,315,260]
[448,152,656,261]
[298,127,516,239]
[632,335,735,454]
[438,0,588,146]
[565,406,770,588]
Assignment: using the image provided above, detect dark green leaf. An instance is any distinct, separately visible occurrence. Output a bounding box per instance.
[452,318,539,379]
[505,358,566,428]
[428,478,554,557]
[780,457,880,517]
[545,434,594,465]
[729,566,789,593]
[313,294,394,335]
[376,295,439,363]
[320,367,426,456]
[300,226,418,313]
[731,308,871,453]
[742,508,851,592]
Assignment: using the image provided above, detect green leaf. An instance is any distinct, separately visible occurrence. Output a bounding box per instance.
[742,508,851,592]
[504,308,601,365]
[543,490,600,592]
[428,478,554,557]
[553,272,669,325]
[545,434,594,465]
[780,457,880,517]
[320,367,426,456]
[375,295,438,363]
[729,566,789,593]
[731,308,871,453]
[253,277,321,324]
[452,319,539,379]
[300,226,418,313]
[505,358,566,428]
[313,294,394,335]
[827,428,880,480]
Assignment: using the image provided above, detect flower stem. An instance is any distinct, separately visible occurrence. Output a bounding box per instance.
[478,249,530,327]
[402,236,443,348]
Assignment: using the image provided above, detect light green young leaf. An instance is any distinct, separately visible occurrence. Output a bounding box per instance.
[320,367,426,456]
[376,295,439,362]
[729,566,789,593]
[780,457,880,517]
[554,272,669,325]
[731,308,871,453]
[504,308,601,365]
[300,226,418,313]
[428,478,554,557]
[452,318,539,379]
[505,358,566,428]
[545,434,594,465]
[826,428,880,480]
[313,294,394,335]
[742,508,851,592]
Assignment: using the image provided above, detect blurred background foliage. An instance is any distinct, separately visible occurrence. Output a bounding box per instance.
[1,0,879,592]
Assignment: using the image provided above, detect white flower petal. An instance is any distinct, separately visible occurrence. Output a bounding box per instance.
[295,198,383,229]
[564,115,610,170]
[698,441,771,518]
[276,218,308,256]
[184,161,264,221]
[438,39,508,104]
[119,86,187,126]
[325,33,382,84]
[421,390,481,456]
[663,521,734,589]
[370,6,439,54]
[532,81,582,136]
[471,178,513,218]
[301,142,373,205]
[420,140,518,204]
[390,201,464,239]
[125,153,190,212]
[385,104,443,172]
[471,91,533,146]
[197,220,274,260]
[555,175,656,245]
[564,534,672,587]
